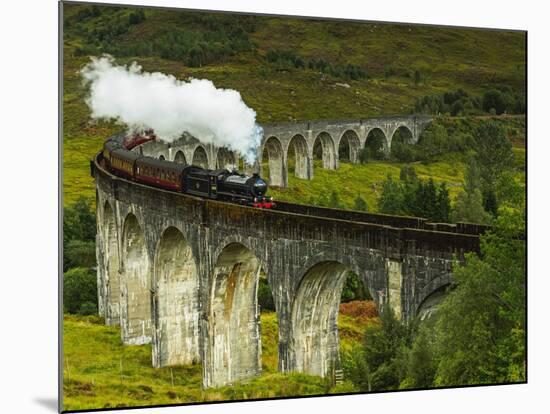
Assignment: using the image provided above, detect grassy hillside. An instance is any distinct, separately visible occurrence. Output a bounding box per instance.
[63,311,372,410]
[62,3,525,207]
[63,4,525,123]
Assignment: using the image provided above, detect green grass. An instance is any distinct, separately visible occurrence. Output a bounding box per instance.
[63,311,369,410]
[270,158,466,212]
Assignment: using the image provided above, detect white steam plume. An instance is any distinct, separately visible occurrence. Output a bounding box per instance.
[80,55,262,164]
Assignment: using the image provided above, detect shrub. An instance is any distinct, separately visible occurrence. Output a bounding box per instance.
[78,302,99,316]
[63,197,96,271]
[266,50,367,80]
[401,324,436,389]
[63,267,98,315]
[482,89,506,114]
[414,88,491,116]
[358,147,369,164]
[328,190,342,208]
[390,140,415,162]
[258,278,275,311]
[64,239,96,272]
[353,194,368,211]
[128,9,146,25]
[399,165,417,182]
[63,197,96,246]
[364,130,387,160]
[414,70,421,85]
[341,272,370,303]
[379,175,451,222]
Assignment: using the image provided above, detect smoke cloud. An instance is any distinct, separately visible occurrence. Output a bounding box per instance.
[80,55,262,164]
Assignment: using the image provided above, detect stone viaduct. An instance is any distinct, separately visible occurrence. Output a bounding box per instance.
[92,127,484,388]
[136,115,432,188]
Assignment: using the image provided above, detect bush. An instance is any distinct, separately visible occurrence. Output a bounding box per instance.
[63,197,96,271]
[353,194,368,211]
[266,50,367,80]
[473,121,514,188]
[128,9,146,25]
[482,90,506,114]
[78,302,99,316]
[63,197,96,246]
[390,140,415,162]
[364,130,387,160]
[416,123,448,160]
[63,268,98,315]
[399,165,417,182]
[328,190,341,208]
[401,325,436,389]
[358,148,369,164]
[414,70,421,85]
[482,88,525,115]
[340,272,370,303]
[378,175,404,215]
[258,278,275,311]
[379,175,451,222]
[64,239,96,272]
[350,304,415,391]
[414,88,497,116]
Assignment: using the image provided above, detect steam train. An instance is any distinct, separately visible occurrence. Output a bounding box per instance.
[97,132,275,209]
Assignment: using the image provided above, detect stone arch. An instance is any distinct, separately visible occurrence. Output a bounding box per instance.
[152,226,200,367]
[121,213,152,345]
[287,134,309,179]
[313,132,337,170]
[192,145,208,168]
[216,147,237,170]
[414,273,453,318]
[173,150,187,165]
[103,201,120,326]
[262,136,285,187]
[365,127,389,159]
[206,242,263,386]
[417,284,451,321]
[389,125,415,160]
[338,130,361,164]
[291,261,350,377]
[159,155,165,161]
[390,125,414,147]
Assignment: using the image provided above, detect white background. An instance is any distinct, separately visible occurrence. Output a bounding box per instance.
[1,0,547,413]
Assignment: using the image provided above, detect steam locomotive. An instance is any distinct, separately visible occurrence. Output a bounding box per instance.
[97,133,275,209]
